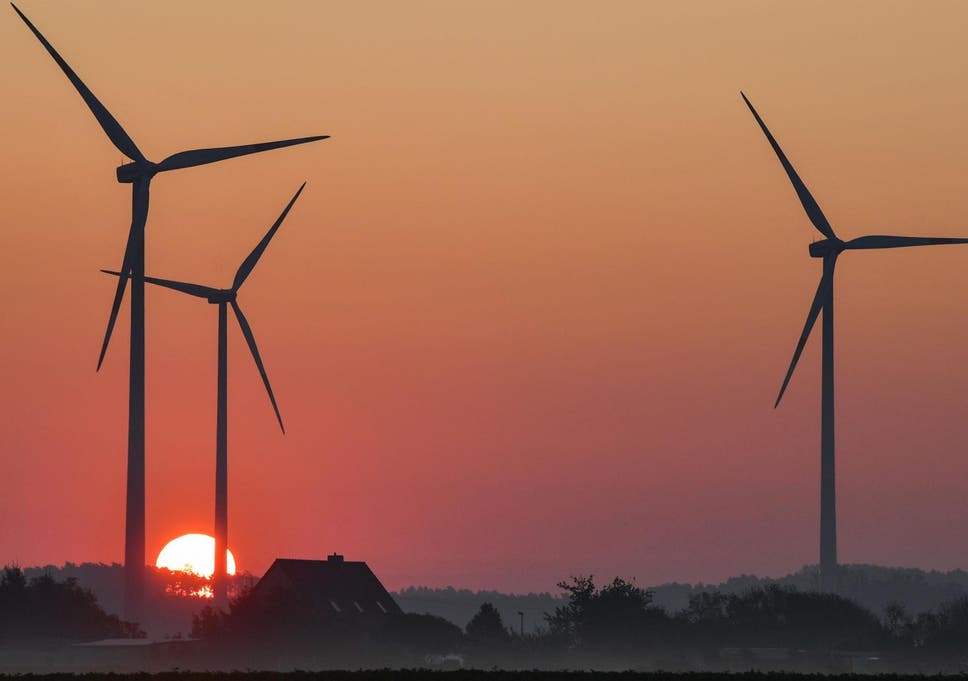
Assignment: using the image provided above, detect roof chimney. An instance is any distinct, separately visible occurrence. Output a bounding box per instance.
[328,553,344,563]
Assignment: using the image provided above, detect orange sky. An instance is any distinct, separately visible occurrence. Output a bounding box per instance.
[3,1,968,592]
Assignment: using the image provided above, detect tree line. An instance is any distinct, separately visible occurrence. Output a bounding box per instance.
[0,567,142,642]
[9,565,968,671]
[191,574,968,671]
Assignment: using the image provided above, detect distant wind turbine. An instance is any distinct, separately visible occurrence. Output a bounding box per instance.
[104,183,305,606]
[742,92,968,592]
[11,3,327,620]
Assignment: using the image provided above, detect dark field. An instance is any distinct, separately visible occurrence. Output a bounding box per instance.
[1,673,967,681]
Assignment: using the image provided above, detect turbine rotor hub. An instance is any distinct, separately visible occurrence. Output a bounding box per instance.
[207,290,236,304]
[115,160,158,184]
[809,238,845,258]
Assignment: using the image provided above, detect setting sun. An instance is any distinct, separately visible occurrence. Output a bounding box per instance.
[156,534,237,578]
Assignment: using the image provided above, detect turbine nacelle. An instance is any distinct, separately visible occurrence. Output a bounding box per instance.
[207,290,237,305]
[808,238,844,258]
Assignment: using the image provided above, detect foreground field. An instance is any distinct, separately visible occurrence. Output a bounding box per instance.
[0,673,966,681]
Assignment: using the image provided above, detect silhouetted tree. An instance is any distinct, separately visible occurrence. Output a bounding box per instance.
[546,575,669,652]
[191,603,226,639]
[466,602,510,644]
[14,563,255,638]
[378,612,464,653]
[191,583,288,642]
[0,567,142,642]
[914,595,968,652]
[394,585,561,634]
[679,584,887,651]
[884,600,915,645]
[676,590,730,654]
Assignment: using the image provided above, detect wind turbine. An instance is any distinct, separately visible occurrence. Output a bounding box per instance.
[742,92,968,592]
[11,3,328,621]
[104,183,304,606]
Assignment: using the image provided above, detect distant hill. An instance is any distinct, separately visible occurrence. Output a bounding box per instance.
[14,562,968,634]
[648,564,968,616]
[394,564,968,631]
[393,586,563,634]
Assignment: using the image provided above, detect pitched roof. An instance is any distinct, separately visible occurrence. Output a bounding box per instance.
[253,556,402,617]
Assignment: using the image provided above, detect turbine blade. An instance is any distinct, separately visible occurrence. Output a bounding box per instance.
[775,272,828,408]
[156,137,328,173]
[98,181,149,370]
[233,183,306,290]
[231,300,284,433]
[101,270,220,299]
[11,4,144,162]
[741,92,836,240]
[845,235,968,250]
[97,264,129,371]
[144,276,221,299]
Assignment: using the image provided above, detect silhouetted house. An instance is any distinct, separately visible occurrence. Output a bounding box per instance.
[250,554,401,636]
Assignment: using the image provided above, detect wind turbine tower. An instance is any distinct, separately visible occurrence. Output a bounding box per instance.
[105,184,303,606]
[12,4,328,621]
[743,92,968,592]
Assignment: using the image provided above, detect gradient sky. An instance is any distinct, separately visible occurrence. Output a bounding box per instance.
[3,1,968,593]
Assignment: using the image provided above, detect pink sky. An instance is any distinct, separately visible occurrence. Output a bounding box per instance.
[3,1,968,591]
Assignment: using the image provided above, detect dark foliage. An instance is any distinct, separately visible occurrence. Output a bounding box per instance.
[0,566,143,642]
[394,585,561,634]
[677,584,887,650]
[377,612,465,653]
[16,562,968,671]
[466,602,510,644]
[191,602,227,640]
[193,581,466,664]
[191,583,304,643]
[547,576,671,652]
[18,562,255,637]
[911,594,968,651]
